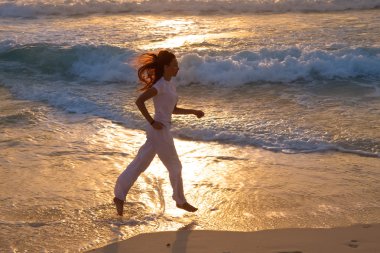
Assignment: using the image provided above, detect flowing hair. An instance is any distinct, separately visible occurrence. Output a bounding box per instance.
[135,50,176,91]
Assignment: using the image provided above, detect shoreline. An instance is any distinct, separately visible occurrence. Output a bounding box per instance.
[87,223,379,253]
[1,88,379,251]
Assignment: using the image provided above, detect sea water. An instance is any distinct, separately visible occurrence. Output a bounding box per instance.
[0,0,379,251]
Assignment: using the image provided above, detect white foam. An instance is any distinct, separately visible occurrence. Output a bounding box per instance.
[176,47,380,86]
[0,0,379,18]
[69,45,136,82]
[1,42,379,85]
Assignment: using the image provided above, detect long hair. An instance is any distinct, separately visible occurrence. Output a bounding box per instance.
[136,50,176,91]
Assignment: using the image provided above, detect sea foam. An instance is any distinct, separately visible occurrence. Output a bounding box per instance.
[177,47,380,85]
[1,41,379,85]
[0,0,379,18]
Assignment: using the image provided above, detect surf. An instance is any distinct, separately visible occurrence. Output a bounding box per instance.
[1,41,379,85]
[1,0,379,18]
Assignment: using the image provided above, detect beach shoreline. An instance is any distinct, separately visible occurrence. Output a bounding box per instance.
[0,88,379,251]
[88,223,379,253]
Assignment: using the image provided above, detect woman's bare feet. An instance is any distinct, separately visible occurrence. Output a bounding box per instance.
[176,202,198,212]
[113,197,124,216]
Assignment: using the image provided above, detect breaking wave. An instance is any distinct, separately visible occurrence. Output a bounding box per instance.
[1,41,379,85]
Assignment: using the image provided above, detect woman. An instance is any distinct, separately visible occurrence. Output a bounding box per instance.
[113,50,204,216]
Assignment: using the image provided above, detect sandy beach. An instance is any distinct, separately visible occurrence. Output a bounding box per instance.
[0,90,379,251]
[89,223,379,253]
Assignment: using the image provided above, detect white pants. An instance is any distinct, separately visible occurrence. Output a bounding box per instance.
[114,123,187,205]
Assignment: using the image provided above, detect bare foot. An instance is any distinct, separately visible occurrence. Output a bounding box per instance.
[176,202,198,212]
[113,197,124,216]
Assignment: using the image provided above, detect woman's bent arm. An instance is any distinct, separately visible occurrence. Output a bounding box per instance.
[135,87,159,125]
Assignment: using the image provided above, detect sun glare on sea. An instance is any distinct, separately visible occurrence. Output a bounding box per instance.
[142,34,209,49]
[137,17,251,51]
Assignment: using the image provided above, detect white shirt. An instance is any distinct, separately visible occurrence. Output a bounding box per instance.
[152,77,178,126]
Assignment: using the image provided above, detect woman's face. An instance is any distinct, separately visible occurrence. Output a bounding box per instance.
[164,58,179,77]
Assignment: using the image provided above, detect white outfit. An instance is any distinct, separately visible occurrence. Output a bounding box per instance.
[114,78,187,205]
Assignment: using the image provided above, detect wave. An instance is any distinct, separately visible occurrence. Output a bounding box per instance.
[0,0,379,18]
[0,41,136,82]
[178,47,380,85]
[1,42,379,158]
[1,41,379,85]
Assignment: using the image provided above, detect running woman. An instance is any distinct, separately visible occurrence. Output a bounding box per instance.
[113,50,204,216]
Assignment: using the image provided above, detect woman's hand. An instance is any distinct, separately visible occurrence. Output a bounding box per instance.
[151,120,164,130]
[194,110,205,118]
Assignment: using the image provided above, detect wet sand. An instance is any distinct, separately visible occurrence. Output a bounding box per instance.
[89,223,380,253]
[1,90,379,251]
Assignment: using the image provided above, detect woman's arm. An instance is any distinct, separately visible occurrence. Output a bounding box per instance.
[135,87,164,129]
[173,104,205,118]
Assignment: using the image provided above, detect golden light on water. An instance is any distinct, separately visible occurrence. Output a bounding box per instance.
[137,17,251,50]
[142,34,207,49]
[140,31,251,50]
[138,18,199,50]
[156,19,195,29]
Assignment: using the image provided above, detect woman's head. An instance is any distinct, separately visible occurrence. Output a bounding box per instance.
[136,50,178,91]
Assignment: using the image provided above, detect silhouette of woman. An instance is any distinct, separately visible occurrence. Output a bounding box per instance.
[113,50,204,216]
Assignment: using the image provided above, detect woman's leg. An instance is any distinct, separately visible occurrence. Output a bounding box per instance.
[114,137,156,202]
[154,128,187,205]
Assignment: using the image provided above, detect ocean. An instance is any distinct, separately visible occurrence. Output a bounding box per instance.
[0,0,379,252]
